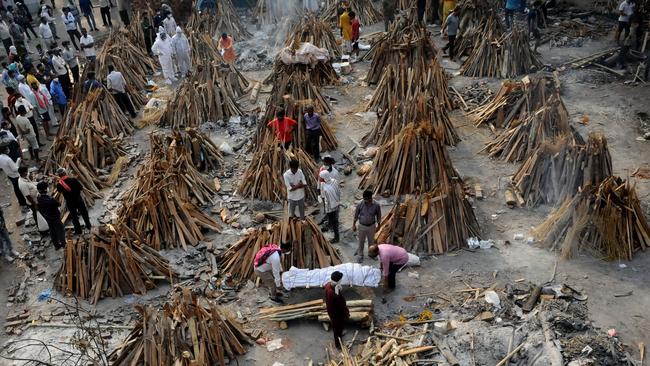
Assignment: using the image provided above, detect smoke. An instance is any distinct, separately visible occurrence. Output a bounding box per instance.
[259,0,304,46]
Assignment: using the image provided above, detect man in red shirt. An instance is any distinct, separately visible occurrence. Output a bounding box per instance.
[324,271,349,349]
[350,11,361,59]
[267,109,297,149]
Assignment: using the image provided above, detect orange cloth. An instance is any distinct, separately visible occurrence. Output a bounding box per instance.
[218,36,236,64]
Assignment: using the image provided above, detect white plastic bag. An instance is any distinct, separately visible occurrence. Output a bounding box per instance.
[36,212,49,232]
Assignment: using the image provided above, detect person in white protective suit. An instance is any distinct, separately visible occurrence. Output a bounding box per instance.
[162,12,177,36]
[172,26,191,77]
[151,27,176,84]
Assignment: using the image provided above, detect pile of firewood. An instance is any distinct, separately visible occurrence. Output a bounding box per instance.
[454,11,503,58]
[188,0,252,40]
[469,74,559,129]
[360,123,460,196]
[237,142,319,202]
[220,217,342,282]
[320,0,382,26]
[375,184,480,254]
[362,18,438,85]
[60,88,134,138]
[285,13,342,58]
[461,26,542,78]
[117,136,221,250]
[156,128,223,172]
[187,32,249,93]
[534,176,650,261]
[54,225,176,305]
[258,299,373,326]
[481,95,583,163]
[159,64,242,128]
[109,289,252,366]
[513,133,612,207]
[264,58,339,86]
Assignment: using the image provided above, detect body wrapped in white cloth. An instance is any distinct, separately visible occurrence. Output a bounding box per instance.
[281,263,381,290]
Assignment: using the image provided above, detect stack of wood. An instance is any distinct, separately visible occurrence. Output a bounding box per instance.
[285,13,342,58]
[320,0,382,26]
[461,26,542,78]
[159,64,242,128]
[59,88,134,138]
[237,142,319,202]
[96,30,156,108]
[264,58,339,86]
[363,18,438,85]
[481,95,584,163]
[109,289,252,366]
[187,32,249,94]
[260,69,338,151]
[534,176,650,261]
[513,133,612,207]
[188,0,252,40]
[454,11,503,58]
[375,184,480,254]
[360,123,460,196]
[126,11,148,49]
[254,0,294,25]
[54,225,176,305]
[220,217,342,282]
[469,74,559,129]
[157,128,223,172]
[117,136,221,250]
[258,299,373,326]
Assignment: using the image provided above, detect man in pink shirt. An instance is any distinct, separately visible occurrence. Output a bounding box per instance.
[368,244,409,291]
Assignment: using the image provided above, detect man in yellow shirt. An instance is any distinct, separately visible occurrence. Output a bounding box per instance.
[339,3,352,52]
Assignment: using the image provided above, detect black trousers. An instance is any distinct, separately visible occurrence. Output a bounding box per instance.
[444,35,456,59]
[47,219,66,249]
[119,10,130,26]
[2,37,12,56]
[305,128,321,161]
[387,262,404,289]
[59,71,72,99]
[113,92,136,118]
[331,317,344,348]
[326,209,339,241]
[100,6,112,26]
[67,200,91,234]
[70,65,80,83]
[618,21,631,40]
[67,29,81,50]
[9,176,27,206]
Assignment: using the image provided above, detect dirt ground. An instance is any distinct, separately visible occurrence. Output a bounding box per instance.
[1,3,650,366]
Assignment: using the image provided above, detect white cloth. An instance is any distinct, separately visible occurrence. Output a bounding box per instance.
[151,34,176,82]
[38,23,53,39]
[1,129,16,141]
[279,42,330,67]
[18,177,38,202]
[14,98,34,118]
[51,55,68,76]
[618,0,635,22]
[283,168,306,201]
[319,171,340,213]
[281,264,381,290]
[0,154,19,178]
[18,82,34,100]
[162,16,177,36]
[63,47,79,68]
[80,34,96,57]
[62,12,77,31]
[255,251,282,287]
[172,28,192,76]
[107,70,126,93]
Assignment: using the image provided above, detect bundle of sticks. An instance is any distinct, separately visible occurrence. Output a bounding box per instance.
[359,122,460,196]
[159,64,242,128]
[513,133,612,207]
[469,74,559,129]
[95,30,156,108]
[188,1,252,40]
[258,299,373,326]
[534,176,650,261]
[453,11,503,58]
[109,289,252,366]
[220,217,342,282]
[54,225,176,305]
[363,94,459,147]
[375,183,480,254]
[117,137,221,250]
[320,0,382,26]
[187,32,249,94]
[157,128,223,172]
[259,69,338,151]
[60,88,134,138]
[285,13,342,58]
[126,11,148,49]
[481,95,584,163]
[237,142,319,202]
[461,26,542,78]
[264,56,339,86]
[362,18,438,85]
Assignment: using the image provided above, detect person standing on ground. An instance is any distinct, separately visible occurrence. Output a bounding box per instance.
[14,105,40,160]
[267,109,297,149]
[324,271,349,348]
[67,0,84,30]
[616,0,635,44]
[106,64,136,118]
[50,48,71,98]
[340,6,352,53]
[9,20,27,57]
[0,123,21,161]
[36,181,66,250]
[171,26,191,76]
[350,11,360,59]
[527,1,542,52]
[49,78,67,116]
[98,0,111,27]
[319,170,340,243]
[337,0,349,36]
[82,71,101,93]
[18,165,42,229]
[40,5,59,40]
[162,12,176,35]
[0,207,20,262]
[318,154,340,194]
[79,0,98,31]
[442,7,459,60]
[30,81,55,138]
[55,168,91,234]
[62,6,81,50]
[0,19,13,56]
[505,0,517,29]
[151,29,176,84]
[217,32,236,65]
[15,10,37,41]
[14,92,44,149]
[352,189,381,263]
[117,0,130,26]
[417,0,426,23]
[303,105,321,161]
[38,17,55,49]
[253,243,284,304]
[0,146,27,206]
[141,11,154,54]
[382,0,395,32]
[283,159,307,219]
[368,243,408,291]
[61,41,79,82]
[79,27,96,62]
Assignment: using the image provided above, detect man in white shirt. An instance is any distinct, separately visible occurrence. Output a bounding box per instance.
[106,64,136,118]
[253,243,284,304]
[0,20,13,56]
[38,16,55,49]
[15,105,40,161]
[0,146,27,206]
[51,49,71,97]
[79,27,96,61]
[99,0,112,27]
[62,41,80,82]
[62,6,81,50]
[617,0,636,43]
[40,6,59,40]
[283,159,307,219]
[319,170,341,243]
